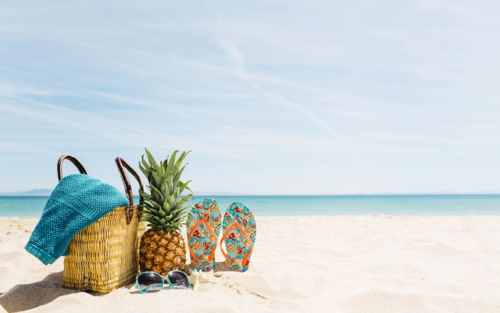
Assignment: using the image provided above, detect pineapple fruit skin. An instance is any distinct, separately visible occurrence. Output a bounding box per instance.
[137,149,193,275]
[139,229,187,275]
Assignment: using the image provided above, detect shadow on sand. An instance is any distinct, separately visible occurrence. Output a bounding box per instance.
[213,261,239,273]
[0,271,99,312]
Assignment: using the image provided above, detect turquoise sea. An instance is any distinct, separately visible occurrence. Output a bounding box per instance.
[0,195,499,218]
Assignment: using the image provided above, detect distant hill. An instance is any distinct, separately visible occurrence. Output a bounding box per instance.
[0,189,54,196]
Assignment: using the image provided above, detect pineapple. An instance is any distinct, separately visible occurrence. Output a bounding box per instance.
[138,148,194,275]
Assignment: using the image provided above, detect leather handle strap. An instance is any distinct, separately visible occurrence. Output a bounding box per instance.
[57,155,88,181]
[115,157,144,225]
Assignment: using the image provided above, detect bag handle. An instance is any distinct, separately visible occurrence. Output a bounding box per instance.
[115,157,144,225]
[57,155,88,181]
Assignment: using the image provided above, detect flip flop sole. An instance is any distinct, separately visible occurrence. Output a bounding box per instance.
[221,202,257,272]
[186,198,221,272]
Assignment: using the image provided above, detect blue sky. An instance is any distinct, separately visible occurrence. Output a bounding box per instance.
[0,0,499,195]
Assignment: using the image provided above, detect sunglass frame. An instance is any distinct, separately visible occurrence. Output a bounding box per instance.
[135,270,191,294]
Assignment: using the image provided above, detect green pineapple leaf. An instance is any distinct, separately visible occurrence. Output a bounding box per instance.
[145,148,161,172]
[141,155,150,171]
[150,185,164,203]
[173,151,191,175]
[166,174,174,194]
[160,180,167,195]
[138,163,149,178]
[139,148,193,232]
[162,198,171,213]
[178,180,193,194]
[166,151,178,177]
[173,164,187,190]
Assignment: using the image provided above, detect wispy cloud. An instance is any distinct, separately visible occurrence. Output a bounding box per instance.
[0,0,499,194]
[220,40,349,142]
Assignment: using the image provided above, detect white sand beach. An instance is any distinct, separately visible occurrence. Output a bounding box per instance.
[0,215,499,313]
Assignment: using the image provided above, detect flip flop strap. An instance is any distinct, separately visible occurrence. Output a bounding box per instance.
[220,221,254,267]
[187,217,218,263]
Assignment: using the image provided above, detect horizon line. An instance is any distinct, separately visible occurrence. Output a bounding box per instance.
[1,193,500,197]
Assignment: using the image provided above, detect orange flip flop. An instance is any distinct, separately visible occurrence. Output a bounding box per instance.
[186,198,221,272]
[220,202,256,272]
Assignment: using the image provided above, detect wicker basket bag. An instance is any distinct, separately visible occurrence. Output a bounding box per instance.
[59,155,147,293]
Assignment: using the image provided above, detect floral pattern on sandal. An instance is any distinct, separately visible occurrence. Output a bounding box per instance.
[221,203,257,272]
[186,198,221,272]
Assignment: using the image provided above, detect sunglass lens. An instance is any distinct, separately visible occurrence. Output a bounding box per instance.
[137,272,163,293]
[167,271,189,289]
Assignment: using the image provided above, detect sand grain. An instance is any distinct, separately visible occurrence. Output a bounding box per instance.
[0,215,499,312]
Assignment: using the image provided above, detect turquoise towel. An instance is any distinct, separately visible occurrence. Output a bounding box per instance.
[25,174,129,265]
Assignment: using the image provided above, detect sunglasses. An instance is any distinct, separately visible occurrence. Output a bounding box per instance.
[134,271,190,294]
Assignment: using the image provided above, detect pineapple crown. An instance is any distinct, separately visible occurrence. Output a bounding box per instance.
[138,148,194,232]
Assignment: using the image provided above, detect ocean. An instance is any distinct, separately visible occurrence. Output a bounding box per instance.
[0,195,499,218]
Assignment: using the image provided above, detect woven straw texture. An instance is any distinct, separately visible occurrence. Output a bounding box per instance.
[63,206,147,293]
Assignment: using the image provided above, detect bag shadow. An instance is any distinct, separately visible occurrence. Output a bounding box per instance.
[0,271,100,312]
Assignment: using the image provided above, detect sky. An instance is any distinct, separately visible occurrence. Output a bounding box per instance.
[0,0,499,195]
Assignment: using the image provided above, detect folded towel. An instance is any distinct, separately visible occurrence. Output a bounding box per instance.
[25,174,129,265]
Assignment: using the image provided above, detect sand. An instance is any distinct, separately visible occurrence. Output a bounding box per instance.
[0,215,499,313]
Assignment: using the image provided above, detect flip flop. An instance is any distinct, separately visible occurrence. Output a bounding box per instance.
[186,198,221,272]
[220,202,257,272]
